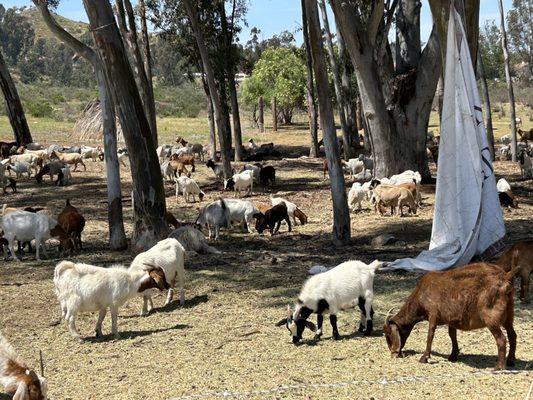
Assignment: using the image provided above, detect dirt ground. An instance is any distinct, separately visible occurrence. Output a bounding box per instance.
[0,134,532,399]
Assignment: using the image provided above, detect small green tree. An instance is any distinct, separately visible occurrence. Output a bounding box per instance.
[242,47,306,124]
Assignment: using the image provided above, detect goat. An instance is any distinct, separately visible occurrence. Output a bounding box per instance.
[224,170,254,197]
[129,238,185,316]
[169,159,191,178]
[54,261,169,340]
[495,241,532,303]
[1,176,16,193]
[6,162,31,179]
[389,170,422,185]
[270,196,307,225]
[383,263,517,370]
[240,164,261,182]
[25,142,44,151]
[254,202,291,235]
[160,161,175,182]
[60,165,72,185]
[196,198,258,239]
[371,184,417,216]
[206,159,224,181]
[348,182,365,212]
[1,211,59,261]
[259,165,276,186]
[117,150,129,167]
[341,158,364,180]
[518,149,533,178]
[0,332,47,400]
[56,200,85,252]
[51,150,86,172]
[496,178,518,208]
[277,260,382,343]
[35,161,65,184]
[357,154,374,174]
[171,153,196,172]
[518,128,533,142]
[169,226,220,254]
[175,176,205,203]
[80,146,103,162]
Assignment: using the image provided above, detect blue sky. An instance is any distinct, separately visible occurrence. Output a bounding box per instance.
[2,0,512,44]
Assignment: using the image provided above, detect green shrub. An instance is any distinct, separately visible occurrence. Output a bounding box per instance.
[25,101,54,118]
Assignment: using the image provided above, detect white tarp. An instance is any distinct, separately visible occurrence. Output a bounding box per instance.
[386,7,505,272]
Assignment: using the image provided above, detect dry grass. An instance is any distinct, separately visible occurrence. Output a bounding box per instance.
[0,120,531,400]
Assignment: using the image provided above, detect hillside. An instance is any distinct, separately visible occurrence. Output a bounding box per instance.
[22,7,89,41]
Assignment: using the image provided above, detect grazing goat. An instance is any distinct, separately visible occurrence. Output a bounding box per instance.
[196,198,258,239]
[175,176,205,203]
[389,170,422,185]
[54,261,169,340]
[240,164,261,182]
[518,128,533,142]
[169,159,191,178]
[271,197,307,225]
[56,200,85,252]
[81,146,103,162]
[0,332,47,400]
[169,226,220,254]
[35,161,65,184]
[497,178,518,208]
[7,162,32,179]
[371,184,417,216]
[259,165,276,186]
[384,263,517,370]
[348,182,365,212]
[277,260,382,343]
[1,211,59,261]
[130,238,186,315]
[224,170,254,197]
[206,159,224,180]
[496,241,532,303]
[51,151,86,172]
[254,203,291,235]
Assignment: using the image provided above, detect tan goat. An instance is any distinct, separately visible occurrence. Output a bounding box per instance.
[52,150,86,171]
[372,184,417,216]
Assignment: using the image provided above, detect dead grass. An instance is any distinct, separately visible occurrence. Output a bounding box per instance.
[0,121,531,400]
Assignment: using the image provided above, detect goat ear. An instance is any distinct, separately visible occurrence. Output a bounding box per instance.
[149,268,169,291]
[275,318,288,327]
[13,381,30,400]
[304,320,317,332]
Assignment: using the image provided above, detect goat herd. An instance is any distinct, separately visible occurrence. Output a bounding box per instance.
[0,133,531,400]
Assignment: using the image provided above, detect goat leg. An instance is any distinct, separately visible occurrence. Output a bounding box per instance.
[95,309,107,337]
[488,326,507,370]
[314,314,324,340]
[110,306,121,340]
[447,326,460,362]
[330,314,340,340]
[504,320,516,367]
[419,317,437,363]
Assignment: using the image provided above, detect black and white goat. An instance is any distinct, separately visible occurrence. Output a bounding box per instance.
[277,259,382,344]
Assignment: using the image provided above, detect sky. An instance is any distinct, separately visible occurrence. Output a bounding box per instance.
[1,0,513,45]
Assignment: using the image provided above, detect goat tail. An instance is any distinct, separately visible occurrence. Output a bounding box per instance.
[54,260,75,279]
[505,248,521,281]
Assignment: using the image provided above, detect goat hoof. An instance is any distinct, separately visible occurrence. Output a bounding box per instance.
[313,334,322,341]
[358,324,365,333]
[506,359,515,367]
[363,328,373,337]
[493,365,504,371]
[419,355,429,363]
[332,333,341,341]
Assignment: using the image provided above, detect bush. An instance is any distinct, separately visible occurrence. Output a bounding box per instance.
[25,101,54,118]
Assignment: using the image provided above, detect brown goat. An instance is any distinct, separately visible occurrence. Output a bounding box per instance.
[169,160,191,177]
[57,199,86,252]
[518,128,533,142]
[495,240,532,303]
[171,153,196,172]
[384,263,517,370]
[253,203,292,235]
[255,202,272,214]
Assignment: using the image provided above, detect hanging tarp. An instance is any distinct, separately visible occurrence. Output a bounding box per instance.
[386,7,505,272]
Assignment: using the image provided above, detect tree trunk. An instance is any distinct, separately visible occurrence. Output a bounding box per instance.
[33,0,127,250]
[301,0,319,158]
[96,67,128,250]
[497,0,518,162]
[0,49,32,146]
[318,0,350,159]
[83,0,167,252]
[138,0,156,140]
[477,48,495,160]
[272,97,278,131]
[258,96,265,133]
[305,0,350,246]
[436,73,444,125]
[356,96,363,133]
[337,26,358,143]
[183,0,232,177]
[115,0,157,144]
[219,2,243,162]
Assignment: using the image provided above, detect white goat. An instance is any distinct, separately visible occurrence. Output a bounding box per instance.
[496,178,512,193]
[241,164,261,182]
[361,180,373,200]
[278,259,383,343]
[196,198,258,239]
[175,176,205,203]
[342,158,364,179]
[160,161,174,182]
[519,151,533,178]
[81,146,103,162]
[1,211,57,261]
[348,182,365,211]
[7,162,32,179]
[61,165,72,185]
[389,170,422,185]
[169,226,220,254]
[129,238,186,316]
[117,151,129,167]
[270,196,306,226]
[224,170,254,197]
[54,261,169,340]
[0,332,47,399]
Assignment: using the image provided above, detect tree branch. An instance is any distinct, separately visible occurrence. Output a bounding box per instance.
[368,0,385,45]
